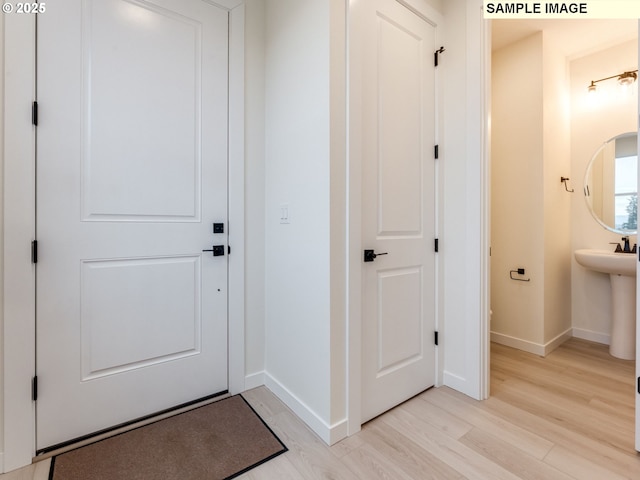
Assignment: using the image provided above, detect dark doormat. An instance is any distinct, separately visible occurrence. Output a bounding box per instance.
[48,395,287,480]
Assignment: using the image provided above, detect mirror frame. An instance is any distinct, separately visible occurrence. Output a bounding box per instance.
[584,131,638,235]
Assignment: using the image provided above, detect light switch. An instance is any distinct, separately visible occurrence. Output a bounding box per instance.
[280,203,290,224]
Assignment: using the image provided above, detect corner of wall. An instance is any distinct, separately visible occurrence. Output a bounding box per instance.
[329,0,348,431]
[542,31,572,344]
[243,0,267,383]
[264,372,347,445]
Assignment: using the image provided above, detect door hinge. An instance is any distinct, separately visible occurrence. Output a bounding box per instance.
[32,101,38,126]
[638,376,640,394]
[228,245,231,255]
[32,376,38,402]
[434,145,439,159]
[434,331,439,346]
[434,238,439,252]
[434,46,445,67]
[31,240,38,264]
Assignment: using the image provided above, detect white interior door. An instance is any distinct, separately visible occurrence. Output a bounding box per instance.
[36,0,229,450]
[361,0,437,422]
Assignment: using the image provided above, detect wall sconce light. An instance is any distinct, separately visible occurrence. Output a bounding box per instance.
[588,70,638,94]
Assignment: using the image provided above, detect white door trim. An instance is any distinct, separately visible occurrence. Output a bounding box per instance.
[479,14,492,402]
[346,0,445,436]
[2,2,245,471]
[2,12,37,474]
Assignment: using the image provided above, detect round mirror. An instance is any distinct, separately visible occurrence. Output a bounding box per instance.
[584,132,637,234]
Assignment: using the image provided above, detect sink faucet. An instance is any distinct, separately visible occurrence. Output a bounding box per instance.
[611,236,636,253]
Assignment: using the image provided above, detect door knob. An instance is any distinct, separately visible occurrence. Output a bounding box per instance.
[364,249,388,262]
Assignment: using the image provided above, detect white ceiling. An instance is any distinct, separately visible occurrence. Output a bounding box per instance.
[492,19,638,59]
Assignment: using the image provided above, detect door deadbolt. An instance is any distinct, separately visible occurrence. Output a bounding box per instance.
[364,249,388,262]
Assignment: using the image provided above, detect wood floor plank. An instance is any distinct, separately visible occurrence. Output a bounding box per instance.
[421,387,554,460]
[340,442,417,480]
[238,454,302,480]
[31,460,49,480]
[380,406,522,480]
[401,394,473,440]
[493,376,635,452]
[359,419,466,479]
[543,445,631,480]
[589,395,635,421]
[242,387,291,421]
[262,410,361,480]
[0,466,36,480]
[491,339,636,452]
[459,427,574,480]
[477,395,640,479]
[328,433,365,459]
[492,342,633,404]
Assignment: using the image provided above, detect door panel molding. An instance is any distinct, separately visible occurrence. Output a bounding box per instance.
[80,255,203,380]
[81,0,204,222]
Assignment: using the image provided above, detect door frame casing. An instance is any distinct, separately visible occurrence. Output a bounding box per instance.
[2,0,245,471]
[346,0,445,435]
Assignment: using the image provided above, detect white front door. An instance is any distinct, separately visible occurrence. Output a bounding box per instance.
[360,0,437,422]
[36,0,229,450]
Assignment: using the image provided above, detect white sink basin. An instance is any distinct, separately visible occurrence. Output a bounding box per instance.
[574,249,636,277]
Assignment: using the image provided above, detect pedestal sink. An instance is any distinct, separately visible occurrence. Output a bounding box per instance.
[574,249,636,360]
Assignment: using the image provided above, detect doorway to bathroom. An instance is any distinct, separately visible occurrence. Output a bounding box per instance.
[489,18,639,451]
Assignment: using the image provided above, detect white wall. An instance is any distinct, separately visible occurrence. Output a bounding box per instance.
[571,39,638,343]
[491,33,545,347]
[490,30,572,354]
[263,0,347,443]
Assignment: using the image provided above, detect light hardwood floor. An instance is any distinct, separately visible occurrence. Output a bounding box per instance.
[3,338,639,479]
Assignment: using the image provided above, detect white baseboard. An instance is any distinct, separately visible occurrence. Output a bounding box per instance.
[491,331,545,355]
[244,371,266,391]
[543,329,573,355]
[443,371,470,395]
[571,327,610,345]
[264,372,347,446]
[490,328,572,356]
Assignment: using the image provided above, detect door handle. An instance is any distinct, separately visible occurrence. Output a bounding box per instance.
[203,245,225,256]
[364,249,388,262]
